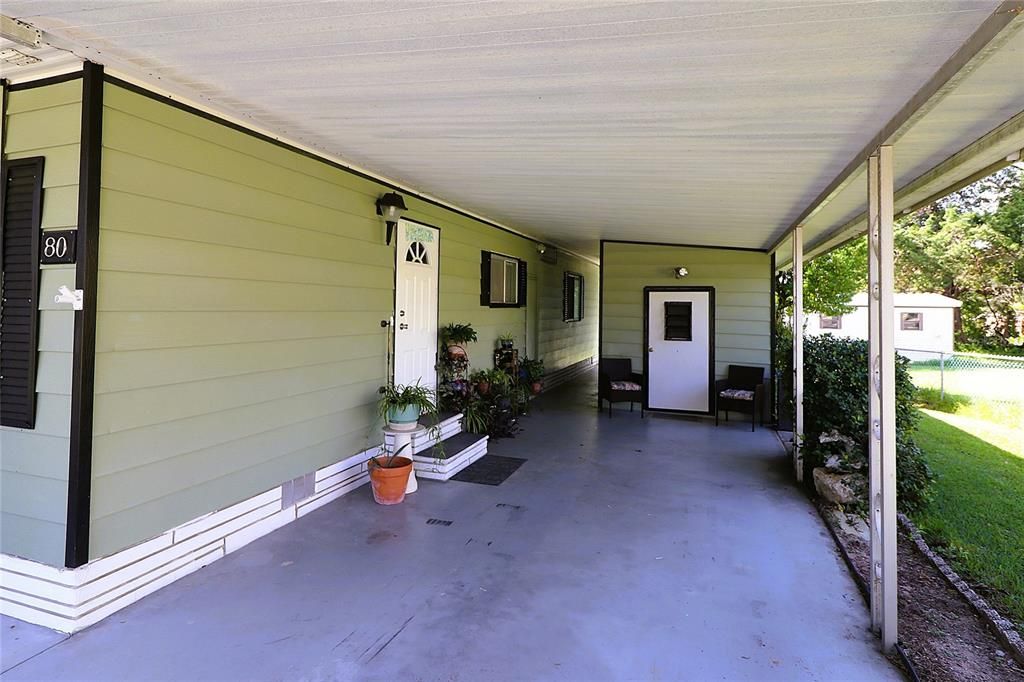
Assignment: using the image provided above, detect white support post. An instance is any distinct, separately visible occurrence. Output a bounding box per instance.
[792,225,804,482]
[867,146,898,652]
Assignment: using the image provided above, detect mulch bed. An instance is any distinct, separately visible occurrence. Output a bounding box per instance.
[822,507,1024,682]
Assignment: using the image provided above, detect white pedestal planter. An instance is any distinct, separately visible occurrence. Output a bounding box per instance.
[381,425,426,494]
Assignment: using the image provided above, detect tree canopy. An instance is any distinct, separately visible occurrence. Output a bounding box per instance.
[783,166,1023,352]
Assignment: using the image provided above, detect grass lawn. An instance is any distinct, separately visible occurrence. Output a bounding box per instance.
[912,409,1024,630]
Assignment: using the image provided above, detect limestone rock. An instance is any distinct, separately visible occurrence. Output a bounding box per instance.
[813,467,866,505]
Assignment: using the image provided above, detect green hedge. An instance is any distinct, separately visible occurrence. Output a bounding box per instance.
[781,334,932,511]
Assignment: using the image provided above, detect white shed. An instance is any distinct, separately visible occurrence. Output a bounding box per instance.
[806,293,961,361]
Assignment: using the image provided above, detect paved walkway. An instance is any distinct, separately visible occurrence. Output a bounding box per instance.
[1,372,900,681]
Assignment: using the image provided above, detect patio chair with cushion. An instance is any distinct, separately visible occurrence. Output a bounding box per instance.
[714,364,766,431]
[598,358,645,418]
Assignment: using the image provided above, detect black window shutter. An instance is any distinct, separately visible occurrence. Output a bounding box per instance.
[578,275,585,320]
[562,272,571,321]
[517,259,527,308]
[1,157,45,429]
[480,251,492,306]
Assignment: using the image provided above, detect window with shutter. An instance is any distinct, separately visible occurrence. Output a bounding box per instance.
[1,157,45,429]
[481,251,527,308]
[562,272,584,322]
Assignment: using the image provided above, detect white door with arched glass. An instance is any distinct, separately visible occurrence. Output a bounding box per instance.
[394,221,439,392]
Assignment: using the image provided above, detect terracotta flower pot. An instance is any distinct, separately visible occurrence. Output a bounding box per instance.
[477,381,491,396]
[369,456,413,505]
[531,381,543,395]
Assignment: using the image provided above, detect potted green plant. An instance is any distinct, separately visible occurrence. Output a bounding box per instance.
[471,368,509,396]
[461,395,491,434]
[368,443,413,505]
[440,322,477,361]
[377,382,436,431]
[520,357,545,395]
[496,332,515,350]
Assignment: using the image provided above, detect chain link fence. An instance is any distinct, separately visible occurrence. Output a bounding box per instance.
[900,349,1024,405]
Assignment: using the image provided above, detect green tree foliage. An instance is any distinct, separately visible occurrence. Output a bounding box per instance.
[778,168,1023,351]
[776,237,867,317]
[896,169,1024,350]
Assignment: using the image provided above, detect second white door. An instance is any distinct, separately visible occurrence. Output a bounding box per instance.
[646,288,714,412]
[394,221,439,392]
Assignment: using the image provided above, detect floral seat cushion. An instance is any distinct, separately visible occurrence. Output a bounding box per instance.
[719,388,755,401]
[610,380,642,392]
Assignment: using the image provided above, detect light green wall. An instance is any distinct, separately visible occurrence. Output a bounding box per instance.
[601,242,771,379]
[0,80,81,565]
[89,82,597,558]
[536,252,599,372]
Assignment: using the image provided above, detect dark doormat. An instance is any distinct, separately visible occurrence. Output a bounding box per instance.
[451,455,526,486]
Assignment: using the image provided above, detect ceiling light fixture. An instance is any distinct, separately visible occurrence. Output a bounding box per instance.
[674,266,689,278]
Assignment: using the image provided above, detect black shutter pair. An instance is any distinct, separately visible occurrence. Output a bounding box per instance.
[562,273,572,321]
[480,250,527,308]
[480,251,492,306]
[1,157,45,429]
[517,259,527,308]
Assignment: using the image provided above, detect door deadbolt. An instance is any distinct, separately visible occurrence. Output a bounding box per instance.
[399,310,406,317]
[648,347,654,352]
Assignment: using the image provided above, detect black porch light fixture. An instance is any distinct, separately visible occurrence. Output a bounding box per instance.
[376,191,408,245]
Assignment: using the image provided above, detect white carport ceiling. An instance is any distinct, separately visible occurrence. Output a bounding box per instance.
[3,1,1022,258]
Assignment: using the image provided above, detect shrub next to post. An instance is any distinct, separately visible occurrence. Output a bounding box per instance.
[783,335,932,512]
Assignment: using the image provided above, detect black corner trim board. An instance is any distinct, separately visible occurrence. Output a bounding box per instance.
[769,252,777,425]
[0,156,45,429]
[65,62,104,569]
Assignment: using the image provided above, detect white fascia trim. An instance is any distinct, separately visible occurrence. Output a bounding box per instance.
[97,67,597,266]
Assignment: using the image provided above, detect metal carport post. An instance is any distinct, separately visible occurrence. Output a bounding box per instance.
[867,146,898,652]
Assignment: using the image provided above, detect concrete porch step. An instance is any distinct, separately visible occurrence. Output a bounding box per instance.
[384,411,463,456]
[413,431,489,481]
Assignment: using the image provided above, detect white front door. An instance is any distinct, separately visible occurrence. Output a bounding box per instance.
[646,288,713,412]
[394,221,439,391]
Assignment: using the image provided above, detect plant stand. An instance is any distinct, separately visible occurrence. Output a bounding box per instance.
[383,424,426,494]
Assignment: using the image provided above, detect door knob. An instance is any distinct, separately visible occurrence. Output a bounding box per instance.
[399,323,409,330]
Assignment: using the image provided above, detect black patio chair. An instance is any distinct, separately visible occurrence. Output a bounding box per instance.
[714,364,766,432]
[598,358,644,418]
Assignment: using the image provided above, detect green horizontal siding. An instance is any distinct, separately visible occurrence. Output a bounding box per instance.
[0,80,81,566]
[601,242,770,380]
[90,82,597,558]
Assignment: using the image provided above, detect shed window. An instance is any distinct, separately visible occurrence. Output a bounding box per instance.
[900,312,923,331]
[0,157,45,429]
[819,315,842,330]
[480,251,526,308]
[562,272,584,322]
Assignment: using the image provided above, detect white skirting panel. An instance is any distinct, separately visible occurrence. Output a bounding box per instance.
[0,445,381,633]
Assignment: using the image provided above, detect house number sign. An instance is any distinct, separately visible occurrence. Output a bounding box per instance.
[39,230,76,265]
